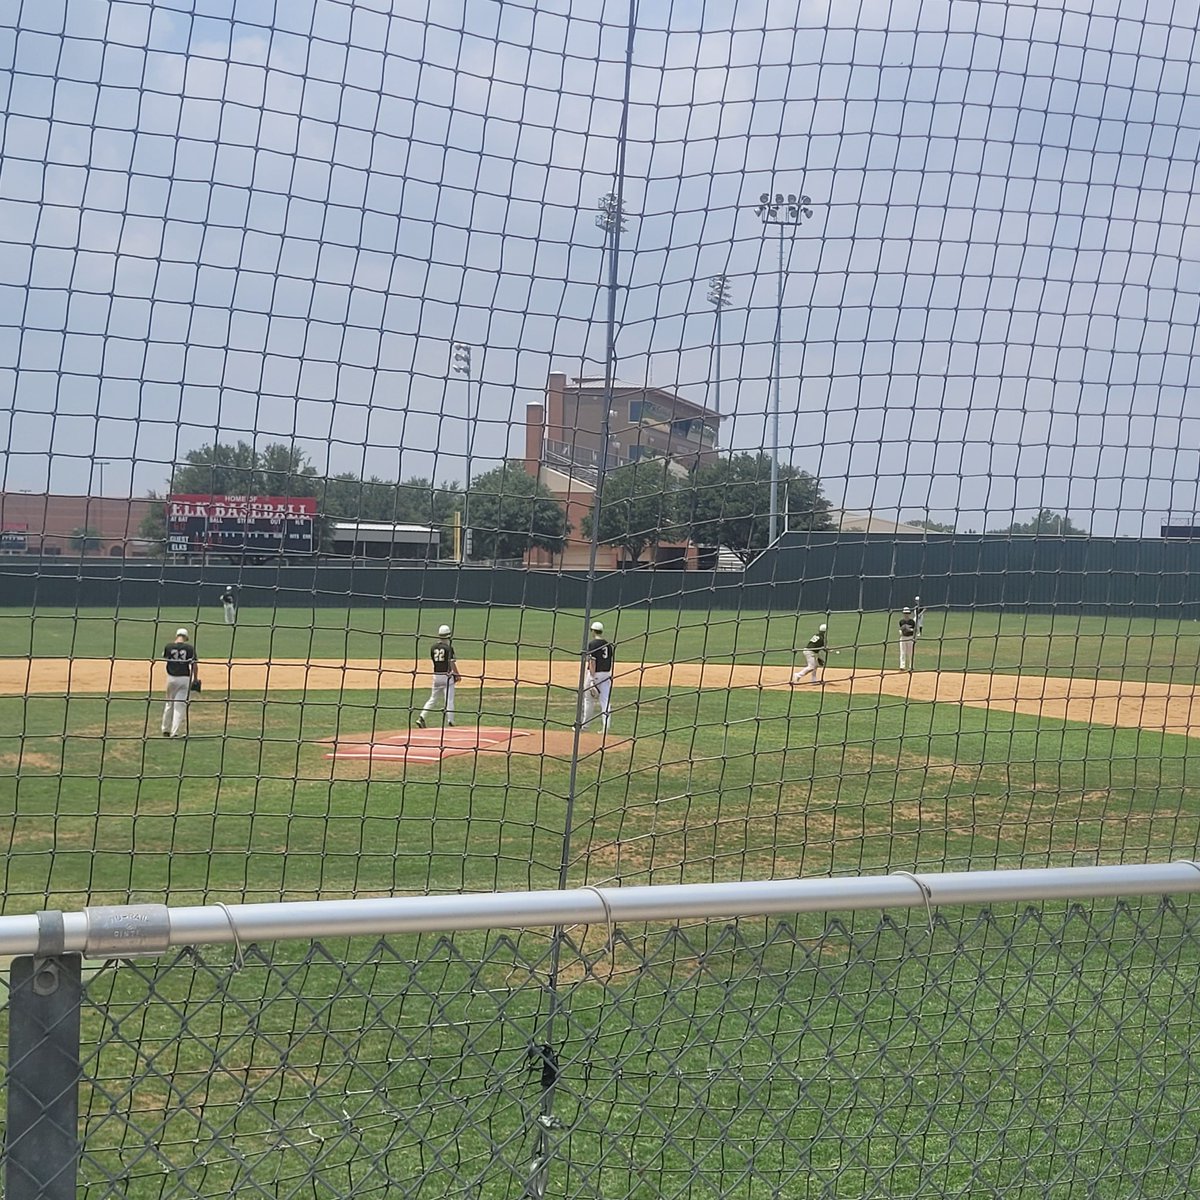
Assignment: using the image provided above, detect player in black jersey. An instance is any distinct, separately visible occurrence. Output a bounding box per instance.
[161,627,198,737]
[416,624,461,728]
[792,623,827,684]
[220,585,237,626]
[582,620,615,733]
[898,608,917,670]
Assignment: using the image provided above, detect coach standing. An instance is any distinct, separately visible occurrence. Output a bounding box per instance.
[162,628,199,738]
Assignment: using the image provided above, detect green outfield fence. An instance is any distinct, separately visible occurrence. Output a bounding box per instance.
[5,534,1200,615]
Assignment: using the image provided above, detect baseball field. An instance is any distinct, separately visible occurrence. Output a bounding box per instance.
[1,603,1199,913]
[4,602,1200,1197]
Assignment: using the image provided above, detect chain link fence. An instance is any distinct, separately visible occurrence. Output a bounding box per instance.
[7,879,1200,1200]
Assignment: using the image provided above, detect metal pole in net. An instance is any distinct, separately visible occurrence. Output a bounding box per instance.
[534,3,639,1194]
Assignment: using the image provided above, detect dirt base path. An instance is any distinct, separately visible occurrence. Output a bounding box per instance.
[3,658,1199,739]
[0,657,800,695]
[859,669,1200,739]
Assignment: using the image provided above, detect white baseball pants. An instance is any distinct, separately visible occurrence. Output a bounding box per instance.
[793,650,822,682]
[420,675,456,724]
[582,672,612,731]
[223,603,236,625]
[162,676,191,736]
[899,636,916,670]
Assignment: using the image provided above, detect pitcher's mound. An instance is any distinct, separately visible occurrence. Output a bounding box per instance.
[326,725,532,764]
[324,726,627,765]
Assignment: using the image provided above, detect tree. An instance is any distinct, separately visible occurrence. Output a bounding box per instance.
[991,509,1089,536]
[905,515,957,533]
[318,474,462,558]
[581,461,682,565]
[466,462,570,561]
[70,527,103,554]
[164,440,320,499]
[683,453,834,563]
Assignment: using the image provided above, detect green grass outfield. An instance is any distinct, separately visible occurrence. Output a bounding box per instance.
[4,605,1200,1196]
[1,604,1199,912]
[3,604,1200,682]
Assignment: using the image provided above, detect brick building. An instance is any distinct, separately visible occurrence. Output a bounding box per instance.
[0,494,158,558]
[524,373,724,569]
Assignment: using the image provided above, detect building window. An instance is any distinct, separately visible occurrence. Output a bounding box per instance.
[628,400,643,422]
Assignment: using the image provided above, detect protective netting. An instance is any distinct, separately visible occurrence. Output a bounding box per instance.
[37,899,1199,1199]
[3,0,1200,921]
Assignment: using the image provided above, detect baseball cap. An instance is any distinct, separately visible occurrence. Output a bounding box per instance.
[438,624,452,636]
[902,607,912,614]
[591,621,604,632]
[176,628,189,637]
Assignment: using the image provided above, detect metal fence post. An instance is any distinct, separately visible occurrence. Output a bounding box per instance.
[6,952,83,1200]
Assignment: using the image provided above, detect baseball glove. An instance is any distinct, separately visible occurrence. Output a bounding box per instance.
[190,678,203,692]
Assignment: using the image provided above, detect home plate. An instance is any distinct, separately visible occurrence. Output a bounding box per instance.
[325,726,533,764]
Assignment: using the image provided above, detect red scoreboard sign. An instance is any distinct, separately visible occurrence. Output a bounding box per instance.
[166,495,316,556]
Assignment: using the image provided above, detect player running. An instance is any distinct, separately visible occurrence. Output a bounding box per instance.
[792,623,828,684]
[898,608,917,670]
[416,624,461,728]
[161,627,199,738]
[220,585,237,626]
[582,620,615,733]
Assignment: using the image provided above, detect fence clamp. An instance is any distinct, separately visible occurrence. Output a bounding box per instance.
[83,905,172,957]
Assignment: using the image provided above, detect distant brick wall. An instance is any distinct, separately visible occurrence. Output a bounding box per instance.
[0,494,159,557]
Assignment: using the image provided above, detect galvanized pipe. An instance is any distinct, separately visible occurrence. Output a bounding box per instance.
[3,862,1198,959]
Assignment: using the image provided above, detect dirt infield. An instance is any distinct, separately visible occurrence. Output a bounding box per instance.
[0,657,798,695]
[3,657,1199,739]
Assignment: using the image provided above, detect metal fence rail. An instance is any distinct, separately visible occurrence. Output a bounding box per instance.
[6,864,1200,1200]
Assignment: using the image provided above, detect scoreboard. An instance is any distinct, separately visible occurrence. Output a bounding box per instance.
[167,495,316,557]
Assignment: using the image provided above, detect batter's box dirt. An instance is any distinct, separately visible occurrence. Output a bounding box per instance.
[326,726,533,764]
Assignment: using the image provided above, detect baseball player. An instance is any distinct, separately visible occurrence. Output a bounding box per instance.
[161,627,199,738]
[792,623,828,684]
[416,624,461,728]
[220,585,237,626]
[582,620,615,733]
[914,595,924,636]
[898,607,917,670]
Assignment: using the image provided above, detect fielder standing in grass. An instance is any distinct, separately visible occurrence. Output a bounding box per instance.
[220,584,237,626]
[416,624,460,728]
[793,623,828,685]
[161,627,199,738]
[898,607,917,670]
[914,595,924,635]
[582,620,615,733]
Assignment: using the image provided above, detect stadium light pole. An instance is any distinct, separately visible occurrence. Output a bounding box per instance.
[706,275,733,414]
[596,192,627,398]
[451,342,476,562]
[753,189,816,544]
[595,192,627,477]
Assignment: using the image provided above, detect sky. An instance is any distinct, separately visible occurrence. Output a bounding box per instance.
[2,0,1200,534]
